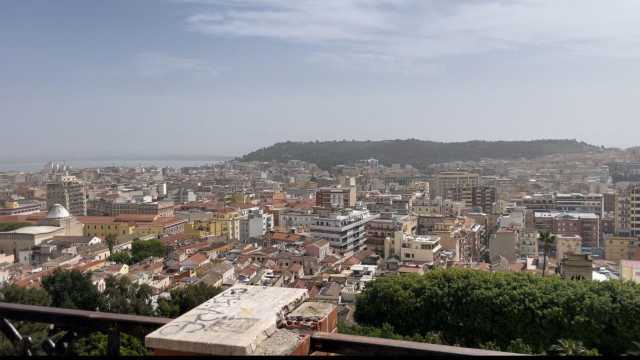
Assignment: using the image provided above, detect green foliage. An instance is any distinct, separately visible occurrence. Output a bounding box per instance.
[547,339,600,356]
[156,283,223,318]
[41,269,100,311]
[108,251,132,265]
[0,285,51,355]
[98,276,154,316]
[0,222,31,232]
[241,139,599,170]
[106,234,116,254]
[338,322,442,345]
[626,341,640,356]
[354,268,640,355]
[71,331,150,356]
[131,239,165,264]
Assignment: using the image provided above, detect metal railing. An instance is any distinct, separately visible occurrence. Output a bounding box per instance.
[0,302,171,356]
[0,302,522,356]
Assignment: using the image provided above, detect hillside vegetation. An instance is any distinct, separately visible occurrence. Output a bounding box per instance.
[240,139,599,169]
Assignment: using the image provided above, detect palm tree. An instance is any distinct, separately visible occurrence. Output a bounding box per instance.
[539,231,556,277]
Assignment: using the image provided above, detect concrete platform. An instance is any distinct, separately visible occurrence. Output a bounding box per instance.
[146,285,309,355]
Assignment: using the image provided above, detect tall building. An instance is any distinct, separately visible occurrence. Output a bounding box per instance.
[46,175,87,216]
[311,208,378,256]
[433,171,480,199]
[555,193,604,216]
[630,184,640,237]
[616,188,631,235]
[366,212,416,255]
[315,186,356,209]
[471,186,497,213]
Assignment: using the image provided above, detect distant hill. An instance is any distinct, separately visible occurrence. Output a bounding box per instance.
[240,139,601,170]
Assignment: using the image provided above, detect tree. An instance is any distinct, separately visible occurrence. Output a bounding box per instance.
[0,286,51,355]
[131,239,165,264]
[71,332,149,356]
[108,251,132,265]
[98,276,154,316]
[105,234,116,254]
[539,231,556,277]
[354,268,640,355]
[41,269,100,311]
[156,283,222,318]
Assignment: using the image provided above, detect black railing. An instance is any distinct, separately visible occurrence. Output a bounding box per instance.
[0,302,522,356]
[0,302,171,356]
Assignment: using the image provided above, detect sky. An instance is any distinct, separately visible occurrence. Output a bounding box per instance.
[2,0,640,161]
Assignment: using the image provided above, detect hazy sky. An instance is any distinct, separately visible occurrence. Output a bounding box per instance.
[2,0,640,160]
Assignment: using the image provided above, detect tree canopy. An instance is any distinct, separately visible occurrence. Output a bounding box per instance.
[41,269,100,311]
[156,283,223,318]
[130,239,165,264]
[354,269,640,355]
[98,275,154,316]
[108,251,132,265]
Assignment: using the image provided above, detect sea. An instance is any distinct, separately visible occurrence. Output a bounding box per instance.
[0,159,230,173]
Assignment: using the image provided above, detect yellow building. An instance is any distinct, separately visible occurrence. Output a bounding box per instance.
[80,217,136,239]
[184,222,211,238]
[210,210,241,241]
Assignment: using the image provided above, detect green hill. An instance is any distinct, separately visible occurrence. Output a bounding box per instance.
[240,139,600,170]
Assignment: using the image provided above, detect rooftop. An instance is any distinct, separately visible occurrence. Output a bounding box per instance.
[3,226,63,235]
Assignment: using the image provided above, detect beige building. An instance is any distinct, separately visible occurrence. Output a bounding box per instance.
[490,230,519,263]
[433,171,480,199]
[559,254,593,280]
[620,260,640,283]
[0,226,66,257]
[0,204,83,258]
[384,232,442,265]
[555,235,582,261]
[604,236,640,261]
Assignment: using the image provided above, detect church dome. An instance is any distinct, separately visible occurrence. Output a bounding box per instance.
[47,204,70,219]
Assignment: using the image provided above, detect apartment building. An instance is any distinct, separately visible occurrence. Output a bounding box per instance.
[433,171,480,199]
[315,187,356,209]
[604,236,640,261]
[310,208,378,256]
[384,232,442,265]
[47,175,87,216]
[534,212,600,249]
[366,212,416,254]
[90,199,175,217]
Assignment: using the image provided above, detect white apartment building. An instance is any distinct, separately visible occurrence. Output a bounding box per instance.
[311,208,379,257]
[384,232,442,265]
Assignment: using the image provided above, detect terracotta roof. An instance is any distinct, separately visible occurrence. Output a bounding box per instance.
[343,256,361,267]
[271,232,306,242]
[114,214,158,223]
[185,253,208,265]
[77,216,117,224]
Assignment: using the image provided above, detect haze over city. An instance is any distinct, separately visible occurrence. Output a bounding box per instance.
[3,0,640,161]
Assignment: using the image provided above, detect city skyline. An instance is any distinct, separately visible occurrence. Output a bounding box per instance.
[3,0,640,160]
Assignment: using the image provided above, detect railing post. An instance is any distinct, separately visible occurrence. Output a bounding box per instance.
[107,323,120,357]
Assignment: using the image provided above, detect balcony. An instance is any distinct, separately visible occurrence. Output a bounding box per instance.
[0,288,521,356]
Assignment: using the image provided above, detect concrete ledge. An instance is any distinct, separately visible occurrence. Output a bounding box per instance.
[146,285,309,356]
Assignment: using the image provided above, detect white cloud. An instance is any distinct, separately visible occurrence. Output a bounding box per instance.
[134,52,221,77]
[181,0,640,66]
